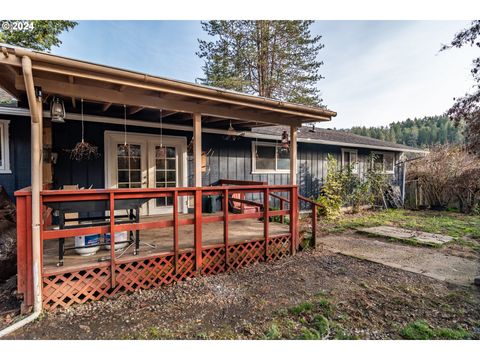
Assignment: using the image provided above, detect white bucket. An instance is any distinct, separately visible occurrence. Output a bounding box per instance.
[104,231,129,251]
[74,234,101,256]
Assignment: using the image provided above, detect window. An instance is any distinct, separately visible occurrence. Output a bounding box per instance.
[252,142,290,173]
[0,120,10,173]
[371,151,395,173]
[341,148,358,173]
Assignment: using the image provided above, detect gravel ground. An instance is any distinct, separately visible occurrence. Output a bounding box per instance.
[2,247,479,340]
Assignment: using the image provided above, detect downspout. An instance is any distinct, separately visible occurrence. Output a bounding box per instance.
[0,56,42,337]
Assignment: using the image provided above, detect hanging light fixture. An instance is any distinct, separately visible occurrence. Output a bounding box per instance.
[280,130,290,151]
[50,96,66,123]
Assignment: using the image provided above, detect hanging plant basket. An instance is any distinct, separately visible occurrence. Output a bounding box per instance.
[65,140,100,161]
[63,99,100,161]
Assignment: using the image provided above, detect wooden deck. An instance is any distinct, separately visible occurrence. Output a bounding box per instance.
[42,213,290,271]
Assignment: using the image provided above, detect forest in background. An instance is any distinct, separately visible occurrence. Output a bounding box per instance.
[345,116,464,148]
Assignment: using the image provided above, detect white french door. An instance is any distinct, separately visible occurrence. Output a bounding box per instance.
[105,131,188,216]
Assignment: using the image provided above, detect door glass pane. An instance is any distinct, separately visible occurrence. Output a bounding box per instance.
[155,146,177,207]
[117,144,142,189]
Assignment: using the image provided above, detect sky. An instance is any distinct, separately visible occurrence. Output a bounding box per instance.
[52,20,479,129]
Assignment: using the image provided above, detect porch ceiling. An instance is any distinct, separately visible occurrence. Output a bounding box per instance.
[0,45,336,130]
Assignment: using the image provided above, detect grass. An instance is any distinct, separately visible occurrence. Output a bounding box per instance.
[264,294,356,340]
[319,209,480,250]
[399,320,472,340]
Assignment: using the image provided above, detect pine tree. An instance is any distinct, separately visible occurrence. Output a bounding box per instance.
[197,21,325,106]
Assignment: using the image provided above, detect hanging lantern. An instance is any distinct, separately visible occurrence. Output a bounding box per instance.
[50,96,66,123]
[280,130,290,151]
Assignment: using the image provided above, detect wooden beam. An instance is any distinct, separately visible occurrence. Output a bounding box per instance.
[102,102,112,112]
[290,125,297,186]
[128,106,144,115]
[193,113,202,187]
[68,76,76,108]
[162,110,179,118]
[15,76,305,127]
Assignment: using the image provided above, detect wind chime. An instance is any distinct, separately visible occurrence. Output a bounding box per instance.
[67,99,99,161]
[157,109,166,158]
[117,104,130,155]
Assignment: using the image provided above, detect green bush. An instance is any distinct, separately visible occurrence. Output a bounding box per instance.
[316,153,389,218]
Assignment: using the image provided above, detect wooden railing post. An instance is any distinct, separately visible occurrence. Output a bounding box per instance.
[173,190,179,274]
[280,197,285,224]
[311,204,317,249]
[109,192,116,288]
[194,189,203,272]
[290,186,298,254]
[223,188,229,270]
[264,187,269,260]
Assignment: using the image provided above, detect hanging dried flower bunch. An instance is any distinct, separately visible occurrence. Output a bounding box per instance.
[67,141,100,161]
[64,99,100,161]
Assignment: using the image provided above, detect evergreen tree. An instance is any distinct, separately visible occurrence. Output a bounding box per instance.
[346,116,465,148]
[197,20,324,106]
[0,20,77,52]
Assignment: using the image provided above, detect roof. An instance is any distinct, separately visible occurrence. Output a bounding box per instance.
[254,126,428,153]
[0,44,336,129]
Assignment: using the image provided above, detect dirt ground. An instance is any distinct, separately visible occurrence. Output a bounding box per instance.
[2,247,479,340]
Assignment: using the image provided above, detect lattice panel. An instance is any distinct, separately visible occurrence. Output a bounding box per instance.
[267,235,291,261]
[175,251,196,281]
[202,247,226,275]
[112,255,176,295]
[42,266,111,310]
[227,240,265,270]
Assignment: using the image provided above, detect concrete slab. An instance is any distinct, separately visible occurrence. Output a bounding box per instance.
[319,233,479,286]
[358,225,453,246]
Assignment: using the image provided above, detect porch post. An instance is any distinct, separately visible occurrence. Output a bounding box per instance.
[290,125,297,185]
[290,125,298,252]
[193,113,202,187]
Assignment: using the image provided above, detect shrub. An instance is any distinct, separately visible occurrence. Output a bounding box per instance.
[316,154,389,218]
[407,145,480,213]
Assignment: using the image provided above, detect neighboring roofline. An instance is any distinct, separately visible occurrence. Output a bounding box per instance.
[0,44,336,122]
[0,106,426,153]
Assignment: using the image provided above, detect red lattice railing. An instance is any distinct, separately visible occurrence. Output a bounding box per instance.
[16,182,300,311]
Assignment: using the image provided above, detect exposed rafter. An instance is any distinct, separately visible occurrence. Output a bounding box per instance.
[128,106,144,115]
[102,102,112,112]
[15,76,305,127]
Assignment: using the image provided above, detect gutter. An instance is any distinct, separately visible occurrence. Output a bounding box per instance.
[0,56,43,338]
[3,45,335,121]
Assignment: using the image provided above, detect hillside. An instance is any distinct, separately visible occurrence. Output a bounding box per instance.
[345,116,464,148]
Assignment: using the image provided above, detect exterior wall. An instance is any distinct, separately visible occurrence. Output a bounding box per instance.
[0,115,402,201]
[0,115,31,199]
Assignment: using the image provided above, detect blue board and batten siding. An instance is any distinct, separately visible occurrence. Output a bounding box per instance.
[0,115,31,198]
[0,116,402,202]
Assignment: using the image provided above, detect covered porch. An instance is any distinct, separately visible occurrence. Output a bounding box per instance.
[0,45,335,311]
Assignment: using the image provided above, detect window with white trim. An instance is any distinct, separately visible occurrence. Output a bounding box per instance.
[0,120,11,173]
[252,141,290,173]
[371,151,395,173]
[341,148,358,173]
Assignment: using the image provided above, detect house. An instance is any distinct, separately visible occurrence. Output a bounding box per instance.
[0,44,423,312]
